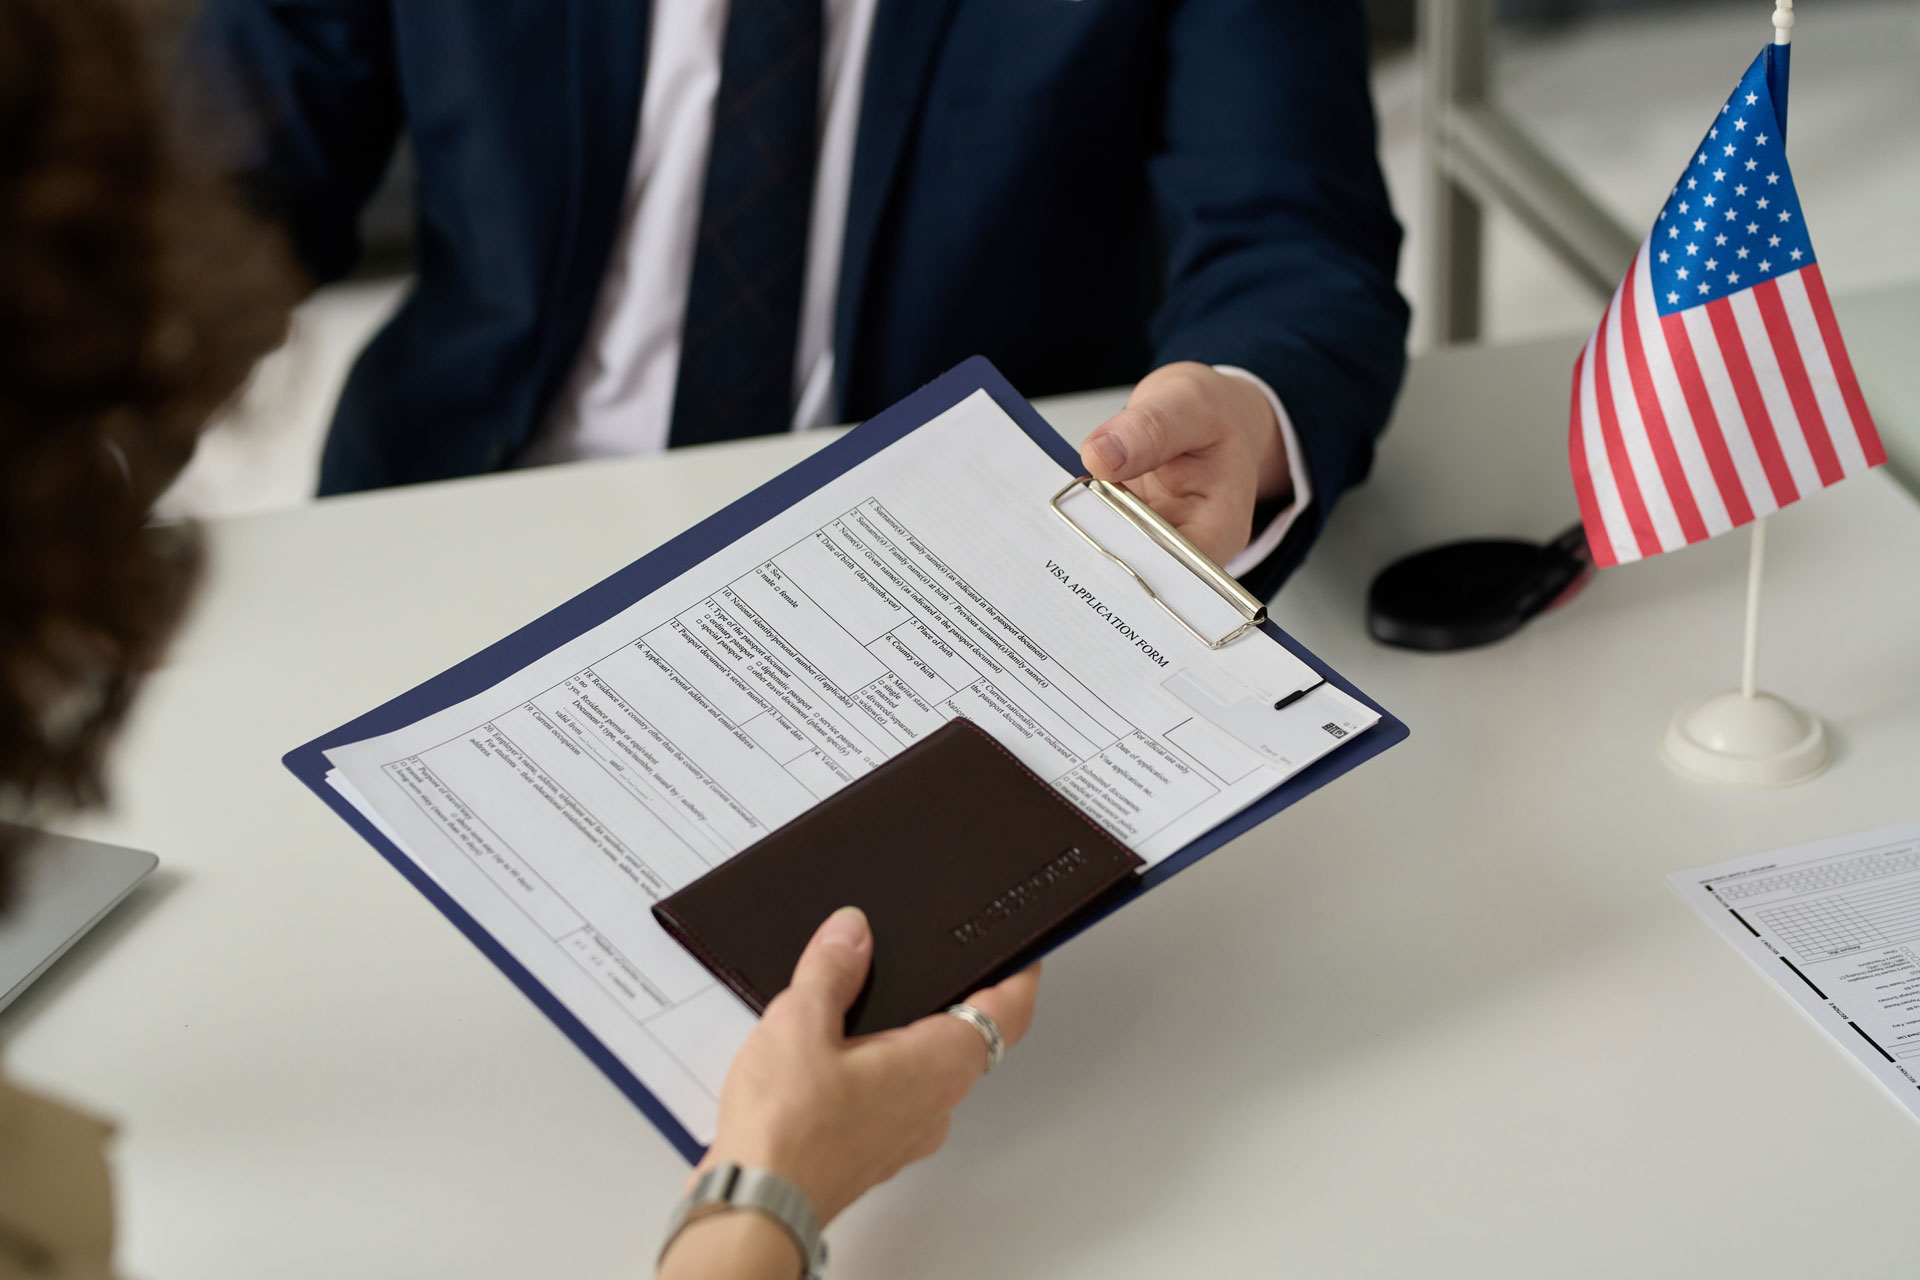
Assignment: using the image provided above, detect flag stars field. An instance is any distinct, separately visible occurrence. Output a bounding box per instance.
[1646,63,1817,312]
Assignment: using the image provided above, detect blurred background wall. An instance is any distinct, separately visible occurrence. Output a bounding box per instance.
[157,0,1920,520]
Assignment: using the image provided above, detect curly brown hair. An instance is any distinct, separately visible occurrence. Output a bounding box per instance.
[0,0,293,896]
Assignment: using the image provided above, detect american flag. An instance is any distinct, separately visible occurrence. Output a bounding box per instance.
[1569,45,1885,569]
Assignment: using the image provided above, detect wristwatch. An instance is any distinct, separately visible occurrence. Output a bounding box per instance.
[659,1163,827,1280]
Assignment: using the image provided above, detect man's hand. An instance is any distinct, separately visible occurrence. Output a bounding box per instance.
[1079,362,1291,568]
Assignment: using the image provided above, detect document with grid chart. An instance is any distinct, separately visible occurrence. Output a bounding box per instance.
[1671,821,1920,1121]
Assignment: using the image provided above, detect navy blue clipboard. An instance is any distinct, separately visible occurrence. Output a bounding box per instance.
[284,356,1408,1163]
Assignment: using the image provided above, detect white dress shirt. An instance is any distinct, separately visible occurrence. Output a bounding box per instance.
[526,0,1309,578]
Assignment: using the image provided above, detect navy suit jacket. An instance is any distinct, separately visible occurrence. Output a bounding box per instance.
[190,0,1408,597]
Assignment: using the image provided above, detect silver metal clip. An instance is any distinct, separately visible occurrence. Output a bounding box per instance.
[1049,475,1266,650]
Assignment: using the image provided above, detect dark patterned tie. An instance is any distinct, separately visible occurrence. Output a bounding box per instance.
[668,0,823,447]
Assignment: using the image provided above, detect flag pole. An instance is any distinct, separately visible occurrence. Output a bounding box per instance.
[1738,0,1789,706]
[1740,519,1764,700]
[1659,0,1827,786]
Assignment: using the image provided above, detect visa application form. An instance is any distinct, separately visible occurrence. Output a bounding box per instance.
[323,388,1377,1143]
[1671,821,1920,1122]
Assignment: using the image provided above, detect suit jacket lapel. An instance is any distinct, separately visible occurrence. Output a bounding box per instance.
[834,0,961,409]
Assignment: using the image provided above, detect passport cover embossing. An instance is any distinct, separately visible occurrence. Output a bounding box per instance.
[652,718,1145,1035]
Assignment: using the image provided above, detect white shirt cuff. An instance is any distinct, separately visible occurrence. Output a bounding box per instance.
[1213,365,1313,580]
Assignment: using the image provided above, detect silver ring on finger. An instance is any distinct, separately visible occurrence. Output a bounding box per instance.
[944,1003,1005,1075]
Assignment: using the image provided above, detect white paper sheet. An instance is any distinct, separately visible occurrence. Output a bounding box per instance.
[1670,821,1920,1122]
[324,389,1376,1142]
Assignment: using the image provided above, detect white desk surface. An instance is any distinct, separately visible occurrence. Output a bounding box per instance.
[8,290,1920,1279]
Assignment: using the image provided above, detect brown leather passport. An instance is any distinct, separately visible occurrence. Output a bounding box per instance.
[652,718,1144,1036]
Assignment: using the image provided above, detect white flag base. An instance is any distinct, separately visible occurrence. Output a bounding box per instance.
[1661,689,1828,788]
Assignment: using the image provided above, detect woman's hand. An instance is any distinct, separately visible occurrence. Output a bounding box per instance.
[697,906,1040,1223]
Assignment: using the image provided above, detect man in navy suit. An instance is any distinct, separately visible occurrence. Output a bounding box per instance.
[190,1,1407,597]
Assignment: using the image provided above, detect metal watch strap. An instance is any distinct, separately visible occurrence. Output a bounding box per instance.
[659,1163,827,1280]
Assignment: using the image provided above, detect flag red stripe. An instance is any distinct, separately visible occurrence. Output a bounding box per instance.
[1705,298,1799,507]
[1800,263,1887,467]
[1591,299,1661,559]
[1753,277,1843,487]
[1660,311,1753,526]
[1567,346,1615,567]
[1619,255,1707,543]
